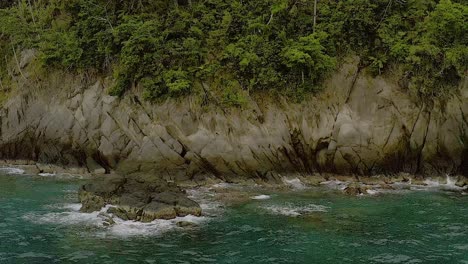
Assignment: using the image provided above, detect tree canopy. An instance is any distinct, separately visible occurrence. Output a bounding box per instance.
[0,0,466,103]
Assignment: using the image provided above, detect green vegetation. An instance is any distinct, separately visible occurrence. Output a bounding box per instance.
[0,0,466,102]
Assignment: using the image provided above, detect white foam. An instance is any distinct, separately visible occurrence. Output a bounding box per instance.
[251,195,271,200]
[416,175,466,191]
[38,173,85,179]
[107,214,208,237]
[320,180,348,190]
[44,203,82,210]
[366,189,379,195]
[444,175,466,190]
[0,167,25,175]
[370,253,422,263]
[211,182,233,189]
[38,173,56,177]
[23,204,106,227]
[263,203,329,217]
[186,188,223,215]
[283,178,307,190]
[24,203,209,238]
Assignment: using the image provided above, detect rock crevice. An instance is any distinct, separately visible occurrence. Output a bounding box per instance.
[0,58,467,179]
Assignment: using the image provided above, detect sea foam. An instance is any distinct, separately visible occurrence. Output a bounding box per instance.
[262,203,329,217]
[23,203,209,238]
[251,195,271,200]
[0,167,25,175]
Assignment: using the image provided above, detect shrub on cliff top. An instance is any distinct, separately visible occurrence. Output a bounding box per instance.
[0,0,466,101]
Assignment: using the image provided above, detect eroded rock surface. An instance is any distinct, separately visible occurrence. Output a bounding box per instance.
[79,174,202,222]
[0,57,467,180]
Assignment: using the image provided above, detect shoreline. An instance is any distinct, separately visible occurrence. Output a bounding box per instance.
[1,159,467,189]
[2,165,467,237]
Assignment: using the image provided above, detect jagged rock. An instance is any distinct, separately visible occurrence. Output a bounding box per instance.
[343,183,368,195]
[98,212,116,226]
[455,177,467,188]
[79,174,202,222]
[79,191,106,213]
[141,202,177,222]
[0,56,466,179]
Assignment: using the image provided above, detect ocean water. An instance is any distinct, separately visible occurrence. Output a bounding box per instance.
[0,169,467,264]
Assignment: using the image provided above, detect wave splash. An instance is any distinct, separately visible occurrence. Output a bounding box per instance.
[23,203,209,238]
[418,175,466,191]
[0,167,25,175]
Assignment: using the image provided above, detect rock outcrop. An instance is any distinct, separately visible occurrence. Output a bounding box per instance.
[0,56,467,180]
[79,174,202,222]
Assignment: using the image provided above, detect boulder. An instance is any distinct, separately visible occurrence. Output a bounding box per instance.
[78,173,202,222]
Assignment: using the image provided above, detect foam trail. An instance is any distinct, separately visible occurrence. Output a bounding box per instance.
[38,173,56,177]
[24,203,209,238]
[0,167,25,175]
[107,214,209,237]
[263,203,329,217]
[251,195,271,200]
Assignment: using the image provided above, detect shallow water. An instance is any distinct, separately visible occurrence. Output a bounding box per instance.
[0,170,467,264]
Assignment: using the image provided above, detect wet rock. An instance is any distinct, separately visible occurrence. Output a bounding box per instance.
[79,191,106,213]
[98,212,115,226]
[411,176,427,186]
[379,184,395,190]
[343,183,368,195]
[455,177,467,188]
[176,221,198,228]
[79,174,202,222]
[301,175,327,186]
[141,202,177,222]
[358,176,387,185]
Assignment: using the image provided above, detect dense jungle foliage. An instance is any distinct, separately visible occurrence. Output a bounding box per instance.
[0,0,466,104]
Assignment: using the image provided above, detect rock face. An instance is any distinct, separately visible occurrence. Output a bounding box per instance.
[79,174,202,222]
[0,56,467,180]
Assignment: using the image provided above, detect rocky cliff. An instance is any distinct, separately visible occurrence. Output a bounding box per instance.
[1,56,467,181]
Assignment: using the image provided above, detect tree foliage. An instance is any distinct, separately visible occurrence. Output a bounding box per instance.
[0,0,466,100]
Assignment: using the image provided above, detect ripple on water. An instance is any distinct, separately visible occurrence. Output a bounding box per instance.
[369,253,423,263]
[262,203,329,217]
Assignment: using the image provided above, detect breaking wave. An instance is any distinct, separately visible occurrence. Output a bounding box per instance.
[23,203,209,238]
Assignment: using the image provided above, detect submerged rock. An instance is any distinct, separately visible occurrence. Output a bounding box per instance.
[176,221,198,228]
[79,174,202,222]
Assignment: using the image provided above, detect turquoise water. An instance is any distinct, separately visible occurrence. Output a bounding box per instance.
[0,169,467,264]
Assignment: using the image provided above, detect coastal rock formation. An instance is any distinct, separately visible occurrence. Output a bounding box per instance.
[79,174,202,221]
[0,56,467,181]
